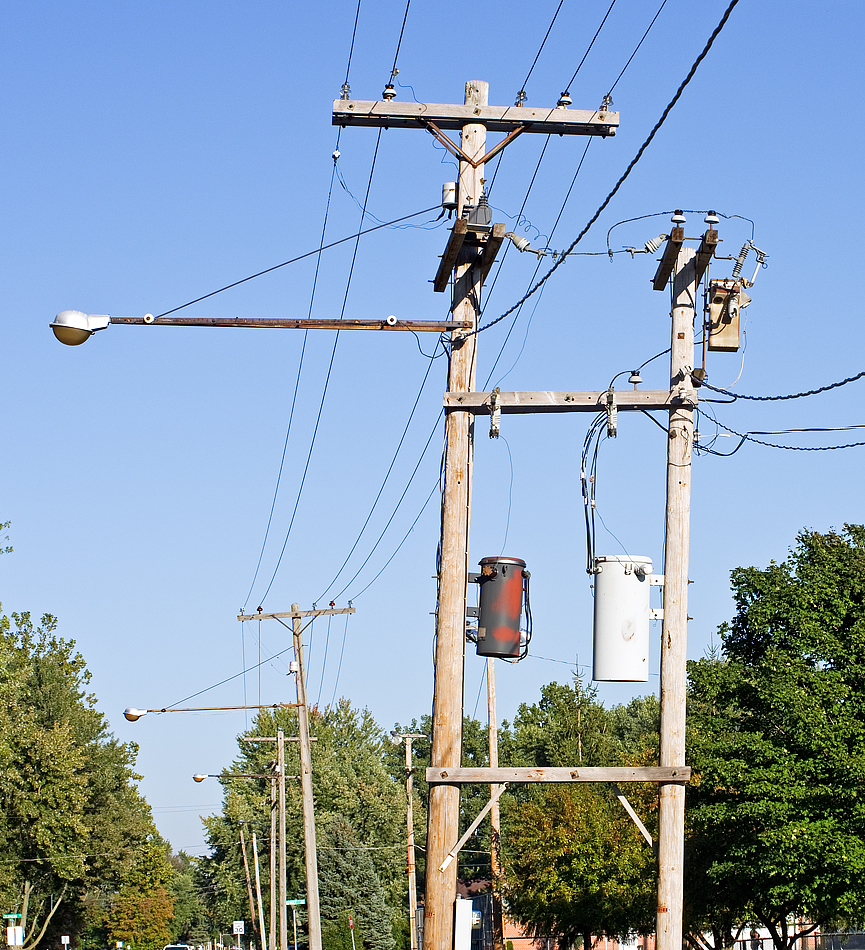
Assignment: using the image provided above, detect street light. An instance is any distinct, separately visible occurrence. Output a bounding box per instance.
[50,310,111,346]
[124,703,293,722]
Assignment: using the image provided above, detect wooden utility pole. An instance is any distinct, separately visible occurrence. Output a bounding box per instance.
[238,605,354,950]
[486,659,504,950]
[239,825,258,947]
[332,83,618,950]
[292,603,322,950]
[426,78,488,950]
[270,776,277,950]
[277,729,288,950]
[396,734,426,950]
[656,244,697,950]
[252,832,268,950]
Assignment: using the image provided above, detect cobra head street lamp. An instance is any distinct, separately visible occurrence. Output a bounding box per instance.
[50,310,112,346]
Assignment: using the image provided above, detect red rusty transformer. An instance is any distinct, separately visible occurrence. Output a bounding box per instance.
[471,555,532,659]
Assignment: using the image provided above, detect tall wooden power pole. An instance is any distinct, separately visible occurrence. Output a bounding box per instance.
[426,78,488,950]
[332,82,618,950]
[656,244,697,950]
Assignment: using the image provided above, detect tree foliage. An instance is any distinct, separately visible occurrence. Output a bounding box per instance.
[0,604,173,949]
[687,526,865,950]
[199,700,407,949]
[501,679,658,946]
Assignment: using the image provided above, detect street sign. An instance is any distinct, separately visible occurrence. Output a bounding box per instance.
[233,922,245,936]
[286,900,306,906]
[61,938,70,945]
[348,917,354,931]
[2,917,21,921]
[8,927,24,947]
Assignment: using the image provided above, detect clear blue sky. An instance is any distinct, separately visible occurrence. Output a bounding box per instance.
[3,0,864,854]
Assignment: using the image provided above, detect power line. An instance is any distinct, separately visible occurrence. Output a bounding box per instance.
[563,0,618,92]
[315,350,439,603]
[514,0,566,103]
[156,205,438,318]
[696,369,865,402]
[258,130,386,606]
[388,0,412,81]
[705,419,865,455]
[477,0,743,336]
[605,0,670,96]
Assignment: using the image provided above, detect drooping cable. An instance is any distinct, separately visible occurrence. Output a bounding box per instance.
[477,0,743,336]
[695,370,865,403]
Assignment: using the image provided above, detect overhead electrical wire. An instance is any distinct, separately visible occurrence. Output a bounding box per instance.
[257,130,385,606]
[695,369,865,402]
[514,0,566,102]
[703,420,865,455]
[479,0,673,376]
[242,180,338,610]
[156,205,438,319]
[315,350,439,603]
[563,0,618,92]
[477,0,743,337]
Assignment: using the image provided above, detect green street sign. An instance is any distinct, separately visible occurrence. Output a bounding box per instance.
[286,899,306,906]
[3,915,22,920]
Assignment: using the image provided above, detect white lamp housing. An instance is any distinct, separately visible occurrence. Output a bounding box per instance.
[51,310,111,346]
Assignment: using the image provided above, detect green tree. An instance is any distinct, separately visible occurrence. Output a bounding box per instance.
[0,605,173,949]
[199,700,407,949]
[319,817,395,950]
[501,679,658,946]
[687,526,865,950]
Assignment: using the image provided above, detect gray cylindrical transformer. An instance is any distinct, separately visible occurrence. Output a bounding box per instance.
[592,555,652,682]
[476,556,526,658]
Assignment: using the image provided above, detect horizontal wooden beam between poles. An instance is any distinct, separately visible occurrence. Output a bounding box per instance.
[332,100,620,137]
[426,766,691,784]
[111,316,468,332]
[444,390,696,413]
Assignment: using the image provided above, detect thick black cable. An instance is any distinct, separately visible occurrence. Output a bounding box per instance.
[477,0,743,336]
[258,130,385,605]
[483,139,592,388]
[708,419,865,454]
[156,206,437,318]
[695,370,865,403]
[564,0,618,91]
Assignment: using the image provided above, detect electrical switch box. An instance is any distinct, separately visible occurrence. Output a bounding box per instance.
[707,279,750,352]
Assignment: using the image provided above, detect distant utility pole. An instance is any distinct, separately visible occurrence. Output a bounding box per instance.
[334,80,617,950]
[393,733,427,950]
[239,604,355,950]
